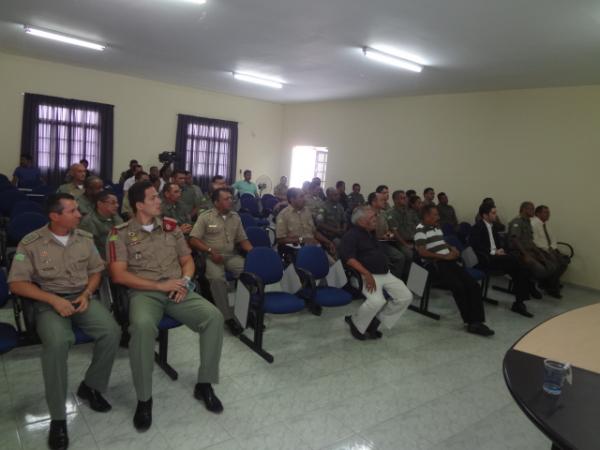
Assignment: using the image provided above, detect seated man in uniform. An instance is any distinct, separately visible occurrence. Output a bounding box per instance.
[173,169,202,218]
[274,176,289,202]
[189,188,252,336]
[79,190,123,259]
[386,190,414,273]
[346,183,365,212]
[422,187,436,206]
[304,180,325,214]
[57,163,87,199]
[107,181,224,431]
[119,159,138,185]
[415,205,494,336]
[405,195,422,240]
[8,193,120,450]
[470,203,534,317]
[531,205,570,297]
[160,182,193,234]
[375,185,391,210]
[507,201,562,299]
[368,192,408,280]
[437,192,458,230]
[315,187,348,246]
[77,176,104,217]
[339,206,413,340]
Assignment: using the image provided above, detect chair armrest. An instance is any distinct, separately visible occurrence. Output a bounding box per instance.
[557,242,574,259]
[343,265,363,292]
[239,271,265,307]
[13,295,39,343]
[295,266,316,299]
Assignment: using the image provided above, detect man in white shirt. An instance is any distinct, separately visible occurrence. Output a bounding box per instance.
[123,164,143,191]
[531,205,570,298]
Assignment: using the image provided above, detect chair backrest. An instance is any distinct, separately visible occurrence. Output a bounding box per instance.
[7,213,48,243]
[0,190,27,216]
[461,246,479,269]
[10,200,44,218]
[295,245,329,280]
[244,247,284,285]
[32,185,56,196]
[441,223,455,236]
[0,270,9,308]
[240,194,260,215]
[246,226,271,248]
[261,194,278,212]
[239,212,258,229]
[444,234,465,252]
[406,262,429,297]
[457,222,472,244]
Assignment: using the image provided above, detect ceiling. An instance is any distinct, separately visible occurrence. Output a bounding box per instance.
[1,0,600,103]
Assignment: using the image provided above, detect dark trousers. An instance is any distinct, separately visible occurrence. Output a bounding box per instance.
[480,254,529,303]
[435,261,485,324]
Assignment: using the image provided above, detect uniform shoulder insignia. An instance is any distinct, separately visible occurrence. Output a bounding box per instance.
[114,221,129,230]
[75,229,93,239]
[21,231,41,246]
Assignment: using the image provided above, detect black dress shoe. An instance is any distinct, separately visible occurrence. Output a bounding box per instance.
[344,316,366,341]
[308,302,322,316]
[48,420,69,450]
[466,322,495,337]
[366,318,382,339]
[194,383,224,413]
[225,319,243,336]
[133,398,153,431]
[511,302,534,318]
[77,382,112,413]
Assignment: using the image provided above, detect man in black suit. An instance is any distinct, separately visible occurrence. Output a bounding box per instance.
[469,203,533,317]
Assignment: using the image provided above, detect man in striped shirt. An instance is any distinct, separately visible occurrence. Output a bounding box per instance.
[414,204,494,337]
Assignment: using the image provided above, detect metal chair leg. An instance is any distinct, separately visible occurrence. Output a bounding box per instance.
[154,329,178,380]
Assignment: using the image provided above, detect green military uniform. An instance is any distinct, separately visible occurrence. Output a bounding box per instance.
[438,204,458,229]
[189,209,248,320]
[160,198,192,227]
[346,192,365,212]
[7,225,120,420]
[305,194,324,216]
[57,182,84,199]
[77,194,95,217]
[315,200,346,242]
[180,185,202,217]
[108,217,223,402]
[374,211,408,280]
[404,209,420,241]
[79,210,123,259]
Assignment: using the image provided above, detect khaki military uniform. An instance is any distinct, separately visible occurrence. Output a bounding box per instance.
[57,182,84,199]
[275,206,316,240]
[77,194,95,216]
[189,209,248,320]
[108,217,223,402]
[161,199,192,227]
[315,200,346,242]
[273,183,288,200]
[374,211,409,280]
[8,225,120,420]
[79,210,123,259]
[305,194,324,216]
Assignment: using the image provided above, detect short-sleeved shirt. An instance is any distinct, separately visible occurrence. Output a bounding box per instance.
[414,223,450,255]
[8,225,104,293]
[189,208,247,255]
[108,217,191,281]
[374,210,390,239]
[161,199,191,225]
[180,185,201,215]
[315,200,346,238]
[232,180,258,197]
[273,183,288,200]
[404,209,420,241]
[305,195,324,216]
[79,210,123,259]
[347,193,365,211]
[275,206,315,240]
[77,194,95,216]
[339,225,389,274]
[387,206,410,239]
[57,182,84,199]
[507,216,535,251]
[437,204,458,227]
[13,166,42,188]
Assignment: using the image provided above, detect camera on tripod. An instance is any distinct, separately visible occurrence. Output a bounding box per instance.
[158,151,178,167]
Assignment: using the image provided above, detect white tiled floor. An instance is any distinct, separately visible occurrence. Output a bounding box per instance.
[0,279,597,450]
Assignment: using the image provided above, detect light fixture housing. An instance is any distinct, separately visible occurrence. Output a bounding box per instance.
[362,46,423,73]
[233,72,283,89]
[24,26,106,51]
[185,0,207,4]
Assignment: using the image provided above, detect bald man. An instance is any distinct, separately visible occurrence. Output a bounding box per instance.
[57,164,87,199]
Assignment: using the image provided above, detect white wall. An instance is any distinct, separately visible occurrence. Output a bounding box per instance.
[0,52,283,183]
[281,86,600,289]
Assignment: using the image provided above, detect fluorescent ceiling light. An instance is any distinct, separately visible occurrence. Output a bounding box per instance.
[362,46,423,73]
[233,72,283,89]
[186,0,207,4]
[24,26,106,51]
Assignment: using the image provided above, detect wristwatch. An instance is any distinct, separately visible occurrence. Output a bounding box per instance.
[182,276,196,291]
[206,247,213,254]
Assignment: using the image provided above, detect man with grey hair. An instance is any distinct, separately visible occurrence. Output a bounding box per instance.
[77,176,104,216]
[339,206,413,340]
[57,163,87,199]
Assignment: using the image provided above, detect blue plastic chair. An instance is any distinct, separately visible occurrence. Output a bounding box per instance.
[32,185,56,196]
[261,194,279,214]
[239,212,258,230]
[7,213,49,244]
[239,247,305,363]
[0,271,18,354]
[0,190,27,216]
[441,223,456,236]
[295,246,352,308]
[10,201,44,219]
[240,194,270,226]
[444,235,465,252]
[457,222,472,245]
[245,226,271,248]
